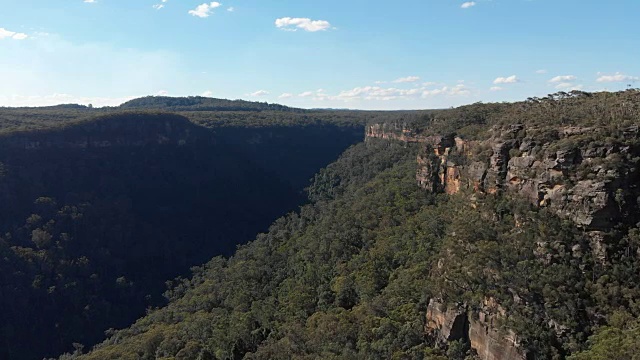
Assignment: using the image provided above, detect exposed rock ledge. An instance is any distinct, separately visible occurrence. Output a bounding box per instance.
[367,123,640,234]
[426,299,525,360]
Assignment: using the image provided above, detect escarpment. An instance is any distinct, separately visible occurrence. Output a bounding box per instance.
[367,122,640,233]
[367,121,640,360]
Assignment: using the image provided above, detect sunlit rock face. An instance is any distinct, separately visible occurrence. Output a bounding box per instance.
[367,122,640,233]
[425,299,525,360]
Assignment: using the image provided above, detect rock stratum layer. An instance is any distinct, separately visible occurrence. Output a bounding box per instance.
[367,122,640,234]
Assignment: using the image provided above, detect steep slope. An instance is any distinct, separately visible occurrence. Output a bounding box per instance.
[0,112,363,360]
[62,90,640,360]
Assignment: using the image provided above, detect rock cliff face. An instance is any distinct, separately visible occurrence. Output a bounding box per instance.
[367,122,640,360]
[425,299,524,360]
[366,122,454,146]
[420,125,638,235]
[367,123,640,233]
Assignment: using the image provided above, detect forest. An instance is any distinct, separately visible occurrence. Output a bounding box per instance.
[0,104,367,360]
[1,91,640,359]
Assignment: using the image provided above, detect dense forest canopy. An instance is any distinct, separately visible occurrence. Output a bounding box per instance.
[0,109,365,359]
[377,89,640,140]
[0,95,442,137]
[1,90,640,360]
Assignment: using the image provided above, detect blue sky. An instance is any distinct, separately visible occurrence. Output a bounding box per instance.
[0,0,639,109]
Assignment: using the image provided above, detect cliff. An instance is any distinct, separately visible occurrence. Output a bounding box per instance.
[425,299,524,360]
[367,122,640,239]
[367,121,640,360]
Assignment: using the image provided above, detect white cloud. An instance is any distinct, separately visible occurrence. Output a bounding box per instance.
[298,91,314,97]
[337,86,422,101]
[450,84,471,95]
[274,84,482,109]
[490,86,503,91]
[423,84,470,97]
[392,76,420,83]
[0,27,28,40]
[153,1,168,10]
[536,69,547,74]
[83,0,97,3]
[554,83,583,91]
[275,17,332,32]
[201,90,213,97]
[549,75,577,83]
[493,75,519,84]
[227,7,234,12]
[157,90,169,96]
[11,33,28,40]
[248,90,269,97]
[328,83,469,102]
[461,2,476,9]
[596,72,639,83]
[189,2,222,18]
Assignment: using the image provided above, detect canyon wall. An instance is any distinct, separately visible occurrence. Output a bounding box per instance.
[367,122,640,360]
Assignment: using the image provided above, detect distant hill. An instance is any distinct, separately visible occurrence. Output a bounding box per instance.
[119,96,303,112]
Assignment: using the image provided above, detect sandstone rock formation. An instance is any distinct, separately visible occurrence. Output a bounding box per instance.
[366,123,640,233]
[425,299,525,360]
[367,122,640,359]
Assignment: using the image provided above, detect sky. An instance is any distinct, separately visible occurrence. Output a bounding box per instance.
[0,0,639,110]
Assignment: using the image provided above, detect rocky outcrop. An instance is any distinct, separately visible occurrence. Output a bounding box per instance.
[366,122,425,143]
[369,123,640,233]
[425,300,469,343]
[469,313,523,360]
[366,123,455,147]
[369,123,640,359]
[368,123,640,255]
[411,125,640,267]
[426,299,525,360]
